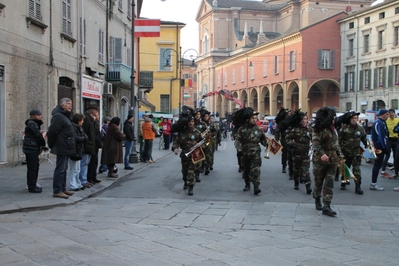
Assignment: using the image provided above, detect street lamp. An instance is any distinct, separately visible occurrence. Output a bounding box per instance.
[129,0,138,163]
[163,47,198,111]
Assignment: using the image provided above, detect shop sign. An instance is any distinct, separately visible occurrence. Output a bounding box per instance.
[82,76,101,99]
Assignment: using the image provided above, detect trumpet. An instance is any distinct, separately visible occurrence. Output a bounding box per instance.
[366,139,378,159]
[185,139,206,157]
[202,127,211,146]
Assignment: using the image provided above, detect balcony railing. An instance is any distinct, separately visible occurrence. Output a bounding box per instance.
[105,63,131,84]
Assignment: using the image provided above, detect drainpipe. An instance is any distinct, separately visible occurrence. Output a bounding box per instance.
[355,16,359,111]
[47,0,54,126]
[78,0,84,112]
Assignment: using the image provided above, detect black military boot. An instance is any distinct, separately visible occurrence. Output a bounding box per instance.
[253,186,261,195]
[210,165,213,170]
[305,184,312,194]
[243,179,250,191]
[238,165,243,173]
[183,182,188,190]
[195,173,201,183]
[322,204,337,217]
[282,166,286,173]
[294,180,299,190]
[315,197,323,211]
[340,182,346,190]
[205,168,210,175]
[355,182,364,195]
[187,186,193,196]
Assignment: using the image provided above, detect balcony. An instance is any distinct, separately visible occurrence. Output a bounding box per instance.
[105,63,131,89]
[139,71,154,93]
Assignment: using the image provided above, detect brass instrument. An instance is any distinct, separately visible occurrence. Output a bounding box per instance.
[202,127,211,146]
[366,139,378,159]
[185,139,206,157]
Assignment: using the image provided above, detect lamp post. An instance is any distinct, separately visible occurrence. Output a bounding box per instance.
[163,47,198,111]
[129,0,138,163]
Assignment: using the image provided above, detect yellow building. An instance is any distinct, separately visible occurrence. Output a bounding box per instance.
[139,21,185,114]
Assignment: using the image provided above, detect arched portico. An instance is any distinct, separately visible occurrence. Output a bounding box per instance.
[287,81,300,111]
[307,79,340,113]
[248,88,258,111]
[273,84,284,113]
[260,85,271,116]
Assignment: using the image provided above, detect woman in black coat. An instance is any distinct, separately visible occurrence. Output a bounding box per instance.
[101,117,126,178]
[23,109,46,193]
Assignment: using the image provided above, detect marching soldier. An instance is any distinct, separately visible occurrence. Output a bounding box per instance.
[172,107,203,196]
[199,108,214,175]
[286,110,313,194]
[230,121,243,173]
[312,107,345,217]
[234,107,267,195]
[338,111,368,194]
[274,107,292,176]
[193,109,208,182]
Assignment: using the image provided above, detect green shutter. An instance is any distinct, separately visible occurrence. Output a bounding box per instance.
[368,69,372,89]
[345,73,348,92]
[383,66,387,88]
[359,70,364,91]
[388,65,394,88]
[374,68,378,89]
[318,50,322,69]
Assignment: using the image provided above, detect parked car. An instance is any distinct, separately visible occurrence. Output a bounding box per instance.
[259,120,269,132]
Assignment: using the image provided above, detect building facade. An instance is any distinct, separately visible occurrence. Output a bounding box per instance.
[339,0,399,113]
[0,0,142,164]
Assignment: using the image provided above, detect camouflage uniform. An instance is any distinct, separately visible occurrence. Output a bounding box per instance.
[212,120,222,153]
[203,121,217,173]
[338,124,367,189]
[231,126,243,171]
[235,123,267,191]
[275,124,290,174]
[312,127,343,205]
[287,125,313,187]
[172,128,202,187]
[194,119,207,176]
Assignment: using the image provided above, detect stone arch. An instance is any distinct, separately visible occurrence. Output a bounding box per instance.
[273,84,284,111]
[248,87,258,111]
[307,79,340,113]
[287,81,300,111]
[260,85,271,116]
[239,90,248,107]
[216,93,223,115]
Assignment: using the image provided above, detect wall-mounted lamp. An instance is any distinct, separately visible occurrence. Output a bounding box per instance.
[249,61,253,67]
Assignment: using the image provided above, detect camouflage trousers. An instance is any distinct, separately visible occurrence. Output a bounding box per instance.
[288,149,293,176]
[312,162,336,204]
[293,155,310,185]
[242,154,262,187]
[181,157,196,186]
[236,149,243,167]
[342,154,362,183]
[203,146,213,168]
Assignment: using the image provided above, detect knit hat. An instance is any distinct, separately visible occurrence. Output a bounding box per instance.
[378,109,388,116]
[127,114,133,120]
[29,109,42,116]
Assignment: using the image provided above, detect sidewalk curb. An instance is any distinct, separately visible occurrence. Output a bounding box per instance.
[0,151,172,214]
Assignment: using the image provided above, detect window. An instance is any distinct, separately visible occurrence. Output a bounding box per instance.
[288,51,296,71]
[29,0,42,21]
[217,73,221,87]
[203,35,209,53]
[232,69,236,84]
[346,102,352,111]
[241,66,244,82]
[364,35,369,53]
[127,0,131,19]
[392,99,399,110]
[378,30,385,50]
[390,65,399,86]
[250,64,254,80]
[159,48,171,71]
[364,17,370,24]
[110,37,122,65]
[394,26,399,47]
[365,69,370,89]
[344,70,355,92]
[62,0,72,36]
[378,67,384,86]
[183,73,190,79]
[263,60,267,77]
[348,39,354,57]
[349,22,354,29]
[359,69,371,90]
[395,65,399,85]
[396,7,399,14]
[79,17,86,56]
[224,72,227,86]
[274,56,278,74]
[318,49,335,69]
[379,12,385,19]
[374,67,386,88]
[160,95,169,112]
[118,0,123,11]
[98,29,104,64]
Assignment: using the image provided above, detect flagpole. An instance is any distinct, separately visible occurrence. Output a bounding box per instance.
[129,0,138,163]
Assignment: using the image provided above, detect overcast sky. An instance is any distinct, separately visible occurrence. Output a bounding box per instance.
[140,0,202,56]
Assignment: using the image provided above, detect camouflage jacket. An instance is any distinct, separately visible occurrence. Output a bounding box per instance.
[172,128,202,159]
[274,124,288,147]
[339,124,367,156]
[194,119,207,134]
[312,127,343,165]
[286,125,312,155]
[204,120,221,144]
[235,123,267,157]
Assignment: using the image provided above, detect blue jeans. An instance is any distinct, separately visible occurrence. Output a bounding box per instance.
[124,140,133,167]
[53,155,69,194]
[67,159,82,190]
[79,154,91,184]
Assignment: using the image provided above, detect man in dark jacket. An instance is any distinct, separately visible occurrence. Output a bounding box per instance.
[47,98,76,199]
[123,114,135,170]
[79,104,98,188]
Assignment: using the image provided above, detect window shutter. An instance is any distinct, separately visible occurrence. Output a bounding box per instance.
[383,66,387,88]
[344,73,348,92]
[288,52,291,71]
[330,50,335,69]
[109,37,114,63]
[29,0,35,18]
[374,68,378,89]
[98,29,104,63]
[318,50,322,69]
[293,51,296,71]
[359,70,364,91]
[368,69,372,89]
[62,0,72,35]
[388,65,393,87]
[114,38,122,64]
[351,72,355,90]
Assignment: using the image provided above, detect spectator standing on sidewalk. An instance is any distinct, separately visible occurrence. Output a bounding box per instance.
[87,112,102,184]
[99,116,110,173]
[142,114,157,163]
[159,118,172,150]
[370,109,389,191]
[23,109,46,193]
[101,117,125,178]
[47,98,76,199]
[380,109,399,179]
[138,114,147,160]
[79,104,99,188]
[67,114,87,191]
[123,114,135,170]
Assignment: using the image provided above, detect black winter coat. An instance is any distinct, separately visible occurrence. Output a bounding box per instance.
[82,113,96,155]
[123,119,135,141]
[69,123,88,161]
[23,119,46,151]
[47,105,76,155]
